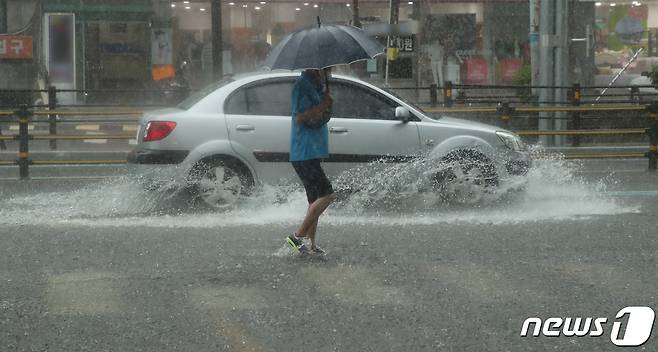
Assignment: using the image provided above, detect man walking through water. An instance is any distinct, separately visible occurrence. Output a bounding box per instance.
[286,68,336,255]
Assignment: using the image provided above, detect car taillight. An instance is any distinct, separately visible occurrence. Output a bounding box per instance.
[143,121,176,142]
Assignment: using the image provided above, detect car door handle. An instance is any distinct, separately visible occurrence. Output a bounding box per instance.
[236,124,255,131]
[330,127,348,133]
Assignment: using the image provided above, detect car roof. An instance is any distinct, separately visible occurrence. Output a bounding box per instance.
[225,70,370,87]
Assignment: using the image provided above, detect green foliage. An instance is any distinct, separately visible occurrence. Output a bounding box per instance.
[512,64,534,103]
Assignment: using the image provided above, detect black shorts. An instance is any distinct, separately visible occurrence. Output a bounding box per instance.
[291,159,334,203]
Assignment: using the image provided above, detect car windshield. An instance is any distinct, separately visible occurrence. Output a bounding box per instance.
[177,78,234,110]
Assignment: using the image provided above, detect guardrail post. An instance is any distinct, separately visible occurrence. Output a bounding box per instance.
[456,89,466,105]
[443,81,453,108]
[647,103,658,171]
[571,83,581,147]
[430,83,438,107]
[496,102,514,129]
[48,85,57,150]
[0,115,6,150]
[649,30,654,57]
[630,86,639,103]
[16,104,31,179]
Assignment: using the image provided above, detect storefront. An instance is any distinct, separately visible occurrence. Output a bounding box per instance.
[40,0,153,103]
[594,1,658,76]
[168,0,526,90]
[1,0,603,105]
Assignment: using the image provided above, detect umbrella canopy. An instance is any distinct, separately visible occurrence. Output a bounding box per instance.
[264,23,384,70]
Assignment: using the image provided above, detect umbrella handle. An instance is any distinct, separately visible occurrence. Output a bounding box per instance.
[324,68,330,92]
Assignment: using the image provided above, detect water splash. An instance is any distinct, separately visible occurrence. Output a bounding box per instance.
[0,149,639,227]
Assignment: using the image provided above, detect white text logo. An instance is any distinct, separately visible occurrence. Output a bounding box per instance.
[520,307,655,347]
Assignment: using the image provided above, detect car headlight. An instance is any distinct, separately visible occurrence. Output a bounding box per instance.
[496,131,525,151]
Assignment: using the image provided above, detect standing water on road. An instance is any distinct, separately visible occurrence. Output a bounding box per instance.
[0,152,639,228]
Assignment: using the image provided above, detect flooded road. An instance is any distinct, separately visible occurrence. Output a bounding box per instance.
[1,158,657,351]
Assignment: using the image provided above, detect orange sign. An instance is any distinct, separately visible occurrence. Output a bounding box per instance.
[151,64,175,81]
[0,36,33,59]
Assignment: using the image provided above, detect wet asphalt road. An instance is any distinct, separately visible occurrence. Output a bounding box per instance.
[1,159,657,352]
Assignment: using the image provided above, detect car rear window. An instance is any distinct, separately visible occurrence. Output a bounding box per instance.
[177,78,234,110]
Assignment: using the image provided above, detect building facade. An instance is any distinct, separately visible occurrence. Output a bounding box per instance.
[0,0,608,106]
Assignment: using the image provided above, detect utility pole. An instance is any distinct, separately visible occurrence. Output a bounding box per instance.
[529,0,540,96]
[352,0,361,28]
[385,0,400,86]
[0,0,7,33]
[554,0,568,146]
[538,0,555,147]
[538,0,569,146]
[211,0,223,81]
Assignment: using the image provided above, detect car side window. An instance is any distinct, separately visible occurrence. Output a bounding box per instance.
[224,80,293,116]
[225,89,248,114]
[331,82,397,120]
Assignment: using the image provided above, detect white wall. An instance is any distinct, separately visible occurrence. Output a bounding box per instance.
[272,3,298,23]
[358,2,415,22]
[649,3,658,28]
[172,2,483,31]
[7,0,38,33]
[174,5,212,30]
[429,3,484,23]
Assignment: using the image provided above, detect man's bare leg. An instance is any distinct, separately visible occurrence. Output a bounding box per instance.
[307,218,319,247]
[296,193,336,246]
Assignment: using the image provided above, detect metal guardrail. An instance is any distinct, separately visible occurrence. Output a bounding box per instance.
[424,100,657,168]
[516,129,647,136]
[31,110,144,116]
[0,105,137,178]
[427,81,658,107]
[563,152,647,160]
[0,100,657,179]
[424,105,647,113]
[31,160,128,165]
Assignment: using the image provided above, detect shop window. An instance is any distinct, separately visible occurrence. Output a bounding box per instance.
[389,57,413,79]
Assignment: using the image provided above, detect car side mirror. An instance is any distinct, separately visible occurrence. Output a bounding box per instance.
[395,106,411,122]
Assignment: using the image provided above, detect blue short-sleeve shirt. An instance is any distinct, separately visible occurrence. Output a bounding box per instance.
[290,71,329,162]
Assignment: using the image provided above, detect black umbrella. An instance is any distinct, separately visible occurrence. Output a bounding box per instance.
[264,19,384,71]
[264,19,383,128]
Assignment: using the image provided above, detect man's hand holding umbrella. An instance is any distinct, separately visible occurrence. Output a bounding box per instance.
[296,71,334,129]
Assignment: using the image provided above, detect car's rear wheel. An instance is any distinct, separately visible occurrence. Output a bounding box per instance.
[432,150,498,204]
[187,157,253,210]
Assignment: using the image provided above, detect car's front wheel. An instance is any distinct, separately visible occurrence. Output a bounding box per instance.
[187,157,253,210]
[431,150,498,205]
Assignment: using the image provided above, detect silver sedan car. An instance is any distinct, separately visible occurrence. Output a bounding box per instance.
[128,72,530,209]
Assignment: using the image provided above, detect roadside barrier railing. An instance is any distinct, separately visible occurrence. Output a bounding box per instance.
[422,101,658,170]
[0,105,140,179]
[1,85,181,150]
[392,81,658,107]
[1,93,658,179]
